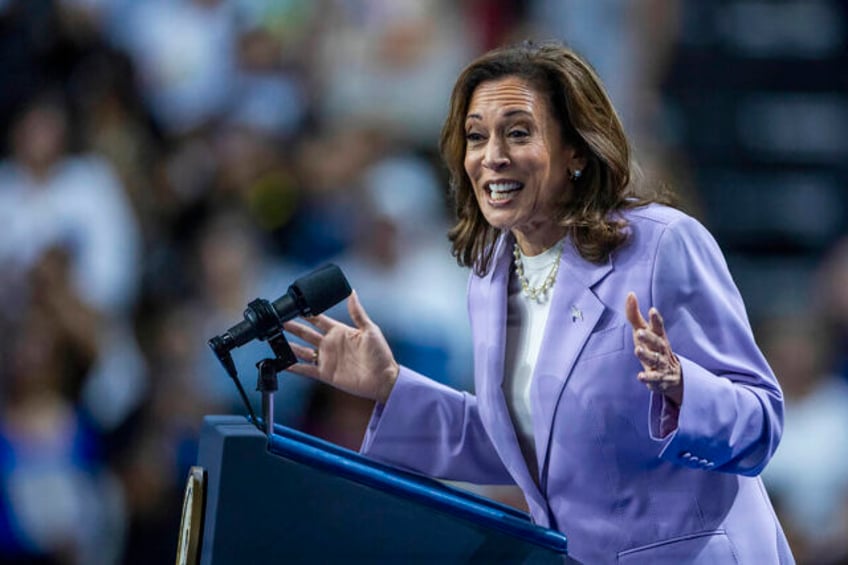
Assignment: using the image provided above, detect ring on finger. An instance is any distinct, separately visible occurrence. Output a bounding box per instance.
[312,349,319,365]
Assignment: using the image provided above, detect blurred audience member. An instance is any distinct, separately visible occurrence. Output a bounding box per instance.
[524,0,697,210]
[526,0,679,149]
[314,0,476,146]
[333,152,473,391]
[0,91,147,434]
[104,0,239,135]
[761,314,848,564]
[0,91,140,312]
[815,237,848,384]
[69,46,161,240]
[212,120,301,246]
[284,126,387,264]
[229,6,313,142]
[0,248,125,565]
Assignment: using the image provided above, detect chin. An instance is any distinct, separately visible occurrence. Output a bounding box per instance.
[480,212,518,233]
[477,199,520,230]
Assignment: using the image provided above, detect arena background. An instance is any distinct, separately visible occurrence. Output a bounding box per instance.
[0,1,846,563]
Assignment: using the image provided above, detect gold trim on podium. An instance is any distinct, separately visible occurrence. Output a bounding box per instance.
[176,466,206,565]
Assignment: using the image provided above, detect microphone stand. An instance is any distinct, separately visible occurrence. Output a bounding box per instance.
[255,359,280,436]
[255,333,298,436]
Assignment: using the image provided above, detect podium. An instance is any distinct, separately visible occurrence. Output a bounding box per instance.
[185,415,568,563]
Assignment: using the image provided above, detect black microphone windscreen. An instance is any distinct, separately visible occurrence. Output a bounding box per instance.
[289,264,351,316]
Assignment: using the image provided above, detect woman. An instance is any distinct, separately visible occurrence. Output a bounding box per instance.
[284,42,793,564]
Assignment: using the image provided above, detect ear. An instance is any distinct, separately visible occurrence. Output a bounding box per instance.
[564,145,588,176]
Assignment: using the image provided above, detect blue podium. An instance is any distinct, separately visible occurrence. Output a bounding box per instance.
[188,415,568,563]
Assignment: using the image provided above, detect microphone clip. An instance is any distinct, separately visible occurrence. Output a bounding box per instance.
[253,332,297,436]
[243,296,298,380]
[244,298,284,341]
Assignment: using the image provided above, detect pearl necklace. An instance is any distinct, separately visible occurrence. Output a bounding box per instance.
[513,241,564,303]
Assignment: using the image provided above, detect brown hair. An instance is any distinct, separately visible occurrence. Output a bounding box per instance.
[440,41,670,275]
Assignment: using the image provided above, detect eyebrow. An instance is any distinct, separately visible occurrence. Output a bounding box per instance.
[465,109,534,121]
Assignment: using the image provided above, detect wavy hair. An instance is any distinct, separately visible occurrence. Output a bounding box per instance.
[440,41,670,275]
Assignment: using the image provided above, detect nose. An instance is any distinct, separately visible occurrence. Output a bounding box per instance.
[482,138,509,171]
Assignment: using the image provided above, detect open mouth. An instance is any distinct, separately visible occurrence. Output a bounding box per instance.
[487,180,524,202]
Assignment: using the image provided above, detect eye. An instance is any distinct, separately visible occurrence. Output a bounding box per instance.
[508,128,529,139]
[465,132,485,142]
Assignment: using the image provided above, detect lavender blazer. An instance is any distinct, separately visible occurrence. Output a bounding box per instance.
[361,204,794,564]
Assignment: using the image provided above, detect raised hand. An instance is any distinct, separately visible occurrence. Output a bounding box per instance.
[283,290,399,403]
[625,292,683,406]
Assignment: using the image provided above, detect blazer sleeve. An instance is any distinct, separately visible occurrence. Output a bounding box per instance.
[360,366,514,485]
[647,214,784,477]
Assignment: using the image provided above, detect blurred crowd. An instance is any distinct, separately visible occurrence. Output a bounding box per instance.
[0,0,845,563]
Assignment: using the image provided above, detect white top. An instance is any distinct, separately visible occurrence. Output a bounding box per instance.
[503,240,564,481]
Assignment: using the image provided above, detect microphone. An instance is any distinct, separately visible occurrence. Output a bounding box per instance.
[208,263,351,359]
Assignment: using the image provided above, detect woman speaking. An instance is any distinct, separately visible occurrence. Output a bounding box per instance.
[284,41,793,564]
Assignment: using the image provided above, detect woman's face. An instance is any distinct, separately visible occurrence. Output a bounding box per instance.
[463,76,582,255]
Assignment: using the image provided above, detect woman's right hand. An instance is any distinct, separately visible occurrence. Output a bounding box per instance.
[283,290,399,403]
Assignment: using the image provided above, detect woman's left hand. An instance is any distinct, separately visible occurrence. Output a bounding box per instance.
[625,292,683,406]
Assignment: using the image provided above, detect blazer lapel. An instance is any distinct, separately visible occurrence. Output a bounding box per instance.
[476,234,546,507]
[530,241,613,486]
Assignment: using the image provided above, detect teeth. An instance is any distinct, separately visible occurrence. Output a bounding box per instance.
[489,181,522,193]
[490,190,514,202]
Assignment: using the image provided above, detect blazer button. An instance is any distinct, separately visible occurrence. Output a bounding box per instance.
[681,451,692,459]
[698,458,709,466]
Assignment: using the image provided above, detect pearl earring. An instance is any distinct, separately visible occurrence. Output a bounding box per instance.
[570,169,582,182]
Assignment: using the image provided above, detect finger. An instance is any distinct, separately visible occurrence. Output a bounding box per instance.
[283,320,323,347]
[634,328,665,352]
[638,371,668,392]
[638,369,681,389]
[306,313,339,334]
[649,307,666,337]
[347,290,372,329]
[625,292,648,330]
[290,342,318,364]
[638,371,662,390]
[285,361,320,380]
[635,346,664,370]
[638,369,675,383]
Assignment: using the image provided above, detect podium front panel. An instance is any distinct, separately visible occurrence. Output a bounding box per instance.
[196,415,568,563]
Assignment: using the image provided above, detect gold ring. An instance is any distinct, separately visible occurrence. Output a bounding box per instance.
[312,349,319,364]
